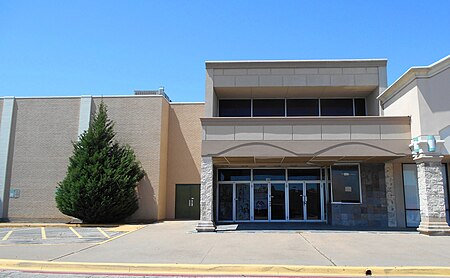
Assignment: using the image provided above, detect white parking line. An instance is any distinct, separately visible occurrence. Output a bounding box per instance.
[69,227,83,238]
[97,227,110,238]
[2,231,13,241]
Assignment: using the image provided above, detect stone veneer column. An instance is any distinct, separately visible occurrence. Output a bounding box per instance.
[0,97,16,220]
[385,162,397,227]
[196,156,216,232]
[415,156,450,235]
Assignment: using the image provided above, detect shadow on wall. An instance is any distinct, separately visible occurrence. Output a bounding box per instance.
[127,174,157,223]
[166,108,201,219]
[421,69,450,113]
[3,103,18,221]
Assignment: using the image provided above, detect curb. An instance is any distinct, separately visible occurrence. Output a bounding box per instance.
[0,260,450,277]
[0,223,146,228]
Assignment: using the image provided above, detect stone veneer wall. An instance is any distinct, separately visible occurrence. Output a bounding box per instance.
[331,163,388,227]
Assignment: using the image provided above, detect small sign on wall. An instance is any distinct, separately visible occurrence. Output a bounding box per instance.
[345,186,352,192]
[9,189,20,198]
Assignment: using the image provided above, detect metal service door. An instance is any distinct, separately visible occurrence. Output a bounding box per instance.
[175,184,200,219]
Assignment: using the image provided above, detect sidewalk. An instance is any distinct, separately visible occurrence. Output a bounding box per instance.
[52,221,450,266]
[0,221,449,276]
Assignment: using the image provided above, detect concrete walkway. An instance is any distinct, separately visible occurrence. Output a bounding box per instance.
[0,221,449,267]
[0,221,450,266]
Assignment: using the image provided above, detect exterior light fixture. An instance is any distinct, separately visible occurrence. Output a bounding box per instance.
[427,135,436,152]
[413,137,420,153]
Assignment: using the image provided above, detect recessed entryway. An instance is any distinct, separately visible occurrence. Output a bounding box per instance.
[217,168,326,223]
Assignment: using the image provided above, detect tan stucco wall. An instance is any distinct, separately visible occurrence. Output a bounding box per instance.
[92,96,169,222]
[382,81,422,138]
[8,98,80,221]
[166,103,204,219]
[417,68,450,154]
[383,66,450,154]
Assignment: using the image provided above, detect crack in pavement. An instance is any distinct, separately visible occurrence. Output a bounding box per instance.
[48,243,101,262]
[298,232,336,266]
[199,239,217,264]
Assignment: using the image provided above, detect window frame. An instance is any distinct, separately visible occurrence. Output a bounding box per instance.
[402,163,450,227]
[217,97,367,117]
[319,98,355,117]
[252,99,286,117]
[286,98,320,117]
[330,163,362,204]
[217,98,252,117]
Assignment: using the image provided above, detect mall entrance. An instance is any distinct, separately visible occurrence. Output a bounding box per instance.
[216,168,327,222]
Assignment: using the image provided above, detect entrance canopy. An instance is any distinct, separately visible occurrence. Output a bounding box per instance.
[213,155,403,167]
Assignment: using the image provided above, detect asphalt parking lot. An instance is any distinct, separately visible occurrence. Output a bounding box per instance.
[0,226,125,245]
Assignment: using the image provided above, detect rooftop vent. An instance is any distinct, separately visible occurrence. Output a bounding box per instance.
[134,86,171,102]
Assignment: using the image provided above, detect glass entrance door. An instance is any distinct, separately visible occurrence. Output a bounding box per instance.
[253,182,286,221]
[270,183,286,220]
[253,183,269,220]
[218,182,251,222]
[288,183,304,220]
[306,182,321,220]
[235,183,250,221]
[217,168,326,223]
[288,182,323,221]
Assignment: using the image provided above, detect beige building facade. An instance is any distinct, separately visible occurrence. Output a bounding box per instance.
[0,56,449,235]
[0,94,203,223]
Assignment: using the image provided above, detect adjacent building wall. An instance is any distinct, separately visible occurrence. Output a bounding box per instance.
[166,103,204,219]
[8,98,80,221]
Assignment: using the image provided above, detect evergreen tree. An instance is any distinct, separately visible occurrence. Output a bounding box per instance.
[56,102,145,223]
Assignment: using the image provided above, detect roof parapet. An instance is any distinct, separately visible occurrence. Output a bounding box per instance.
[205,58,388,69]
[378,55,450,104]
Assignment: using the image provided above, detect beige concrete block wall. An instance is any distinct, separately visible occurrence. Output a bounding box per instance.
[157,100,170,219]
[92,96,168,222]
[212,66,380,88]
[8,98,80,221]
[166,103,204,219]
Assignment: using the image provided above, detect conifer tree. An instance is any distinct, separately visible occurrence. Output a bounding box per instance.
[56,102,145,223]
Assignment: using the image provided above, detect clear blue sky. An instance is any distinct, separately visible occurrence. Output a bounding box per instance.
[1,1,449,102]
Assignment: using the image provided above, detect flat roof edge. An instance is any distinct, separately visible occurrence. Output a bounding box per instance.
[0,95,205,105]
[378,55,450,103]
[206,58,388,68]
[0,94,168,100]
